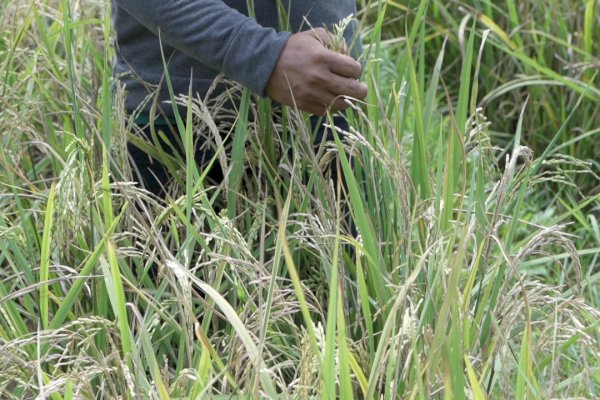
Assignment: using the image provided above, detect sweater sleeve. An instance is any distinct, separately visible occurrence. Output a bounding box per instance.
[113,0,291,95]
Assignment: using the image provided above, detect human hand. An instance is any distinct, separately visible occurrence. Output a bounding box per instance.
[265,28,367,116]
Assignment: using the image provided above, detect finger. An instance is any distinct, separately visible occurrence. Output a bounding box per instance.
[304,103,328,116]
[326,51,362,79]
[327,96,351,113]
[324,73,368,100]
[315,92,350,112]
[310,91,351,114]
[304,97,350,116]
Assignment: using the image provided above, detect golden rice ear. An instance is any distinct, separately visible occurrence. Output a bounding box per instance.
[329,14,356,55]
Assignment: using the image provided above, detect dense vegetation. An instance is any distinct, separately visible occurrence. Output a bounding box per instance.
[1,0,598,398]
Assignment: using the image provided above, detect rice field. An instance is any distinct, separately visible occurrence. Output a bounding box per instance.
[1,0,599,398]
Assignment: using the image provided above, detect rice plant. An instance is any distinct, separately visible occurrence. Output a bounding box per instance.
[0,0,598,398]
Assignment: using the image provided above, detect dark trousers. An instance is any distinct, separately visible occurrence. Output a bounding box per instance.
[127,115,350,198]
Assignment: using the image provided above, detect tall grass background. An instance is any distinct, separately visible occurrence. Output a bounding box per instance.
[0,0,599,398]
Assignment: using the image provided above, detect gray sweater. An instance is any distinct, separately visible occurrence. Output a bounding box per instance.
[112,0,359,116]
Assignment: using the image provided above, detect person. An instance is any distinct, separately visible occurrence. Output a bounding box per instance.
[111,0,368,195]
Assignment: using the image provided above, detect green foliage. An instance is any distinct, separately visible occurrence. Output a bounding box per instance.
[0,0,599,399]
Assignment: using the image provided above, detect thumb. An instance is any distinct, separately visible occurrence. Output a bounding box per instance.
[310,27,333,46]
[310,27,349,55]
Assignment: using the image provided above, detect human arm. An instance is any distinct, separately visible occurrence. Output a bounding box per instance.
[114,0,290,96]
[114,0,367,114]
